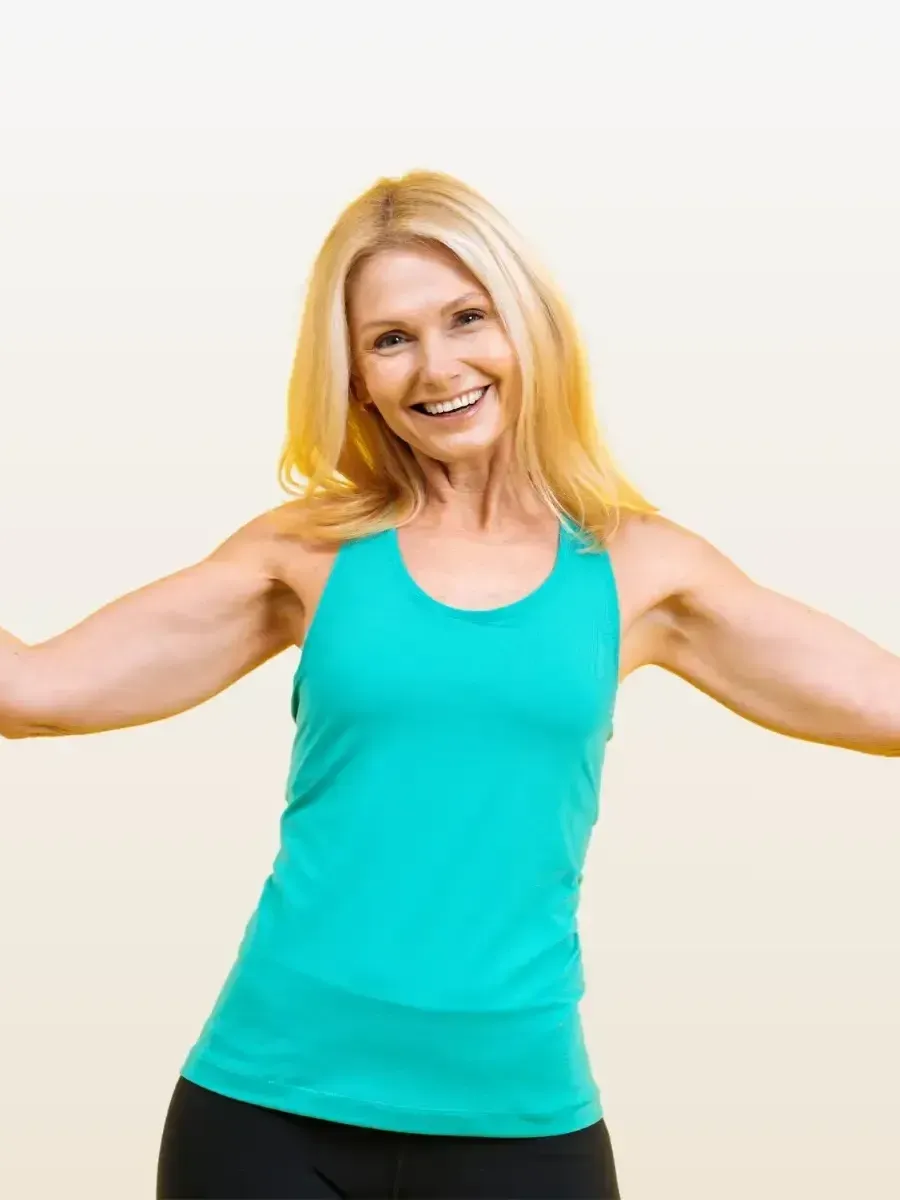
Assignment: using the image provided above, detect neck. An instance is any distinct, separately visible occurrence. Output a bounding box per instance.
[411,432,550,533]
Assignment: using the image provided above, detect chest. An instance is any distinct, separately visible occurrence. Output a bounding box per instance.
[395,526,559,609]
[292,524,619,748]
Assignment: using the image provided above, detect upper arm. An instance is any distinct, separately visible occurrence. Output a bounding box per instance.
[623,516,900,753]
[5,508,306,738]
[612,513,798,681]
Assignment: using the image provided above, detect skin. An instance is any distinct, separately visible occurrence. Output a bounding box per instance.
[1,243,899,754]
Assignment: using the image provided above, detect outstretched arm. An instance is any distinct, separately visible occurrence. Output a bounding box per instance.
[0,510,303,739]
[641,518,900,756]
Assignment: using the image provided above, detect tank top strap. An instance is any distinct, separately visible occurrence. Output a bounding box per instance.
[297,517,619,662]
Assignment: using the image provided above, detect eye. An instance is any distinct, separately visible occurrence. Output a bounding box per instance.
[455,308,486,327]
[373,330,407,351]
[371,308,486,352]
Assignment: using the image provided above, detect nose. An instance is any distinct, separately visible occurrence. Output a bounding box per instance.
[417,330,462,393]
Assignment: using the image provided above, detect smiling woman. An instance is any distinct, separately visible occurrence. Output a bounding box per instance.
[2,168,898,1200]
[277,171,655,543]
[347,245,517,463]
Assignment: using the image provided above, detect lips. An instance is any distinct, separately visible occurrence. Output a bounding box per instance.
[411,384,491,418]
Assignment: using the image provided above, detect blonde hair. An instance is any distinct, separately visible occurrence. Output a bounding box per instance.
[278,169,656,546]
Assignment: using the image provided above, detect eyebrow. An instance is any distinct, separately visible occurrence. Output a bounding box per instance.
[357,291,489,335]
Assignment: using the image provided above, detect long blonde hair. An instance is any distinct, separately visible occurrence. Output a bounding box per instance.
[278,170,656,546]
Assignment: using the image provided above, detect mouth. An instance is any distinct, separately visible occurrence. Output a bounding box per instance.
[410,384,491,420]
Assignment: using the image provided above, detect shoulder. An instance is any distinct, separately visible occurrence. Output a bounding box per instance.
[607,504,708,559]
[606,508,737,585]
[604,510,696,603]
[207,502,343,645]
[604,510,745,674]
[210,501,337,573]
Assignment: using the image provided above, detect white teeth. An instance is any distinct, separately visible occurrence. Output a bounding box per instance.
[421,386,487,416]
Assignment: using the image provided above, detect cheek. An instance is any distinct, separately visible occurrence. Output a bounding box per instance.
[474,329,518,378]
[364,356,413,404]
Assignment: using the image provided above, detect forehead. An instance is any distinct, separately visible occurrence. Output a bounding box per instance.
[347,244,486,323]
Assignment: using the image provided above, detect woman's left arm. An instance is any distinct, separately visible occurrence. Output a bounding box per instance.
[645,520,900,756]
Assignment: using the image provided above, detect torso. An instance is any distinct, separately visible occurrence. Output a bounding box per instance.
[269,502,680,680]
[184,494,624,1136]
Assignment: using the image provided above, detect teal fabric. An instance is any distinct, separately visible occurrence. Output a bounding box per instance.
[181,519,620,1136]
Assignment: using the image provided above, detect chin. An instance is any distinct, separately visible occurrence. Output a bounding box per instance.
[431,438,503,463]
[421,420,509,461]
[421,409,511,460]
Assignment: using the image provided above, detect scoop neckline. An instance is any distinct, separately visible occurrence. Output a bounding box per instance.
[387,520,571,625]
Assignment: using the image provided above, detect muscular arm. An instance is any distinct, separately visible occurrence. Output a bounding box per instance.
[631,515,900,756]
[0,511,304,739]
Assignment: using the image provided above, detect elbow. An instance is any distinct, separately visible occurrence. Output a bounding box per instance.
[0,696,41,738]
[0,654,62,739]
[0,711,68,739]
[0,698,70,739]
[0,689,31,740]
[0,698,44,739]
[1,723,37,740]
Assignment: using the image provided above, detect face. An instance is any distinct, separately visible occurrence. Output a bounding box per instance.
[346,244,520,463]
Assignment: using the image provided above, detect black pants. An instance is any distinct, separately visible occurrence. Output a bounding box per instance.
[157,1076,621,1199]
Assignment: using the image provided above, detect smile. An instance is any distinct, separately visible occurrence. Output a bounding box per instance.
[412,385,490,418]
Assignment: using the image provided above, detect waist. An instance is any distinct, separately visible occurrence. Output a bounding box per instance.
[253,854,587,1010]
[185,946,597,1130]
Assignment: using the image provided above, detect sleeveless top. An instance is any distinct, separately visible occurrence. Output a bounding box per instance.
[180,519,621,1137]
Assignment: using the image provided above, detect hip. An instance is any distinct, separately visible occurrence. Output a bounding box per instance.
[182,958,601,1136]
[157,1075,621,1199]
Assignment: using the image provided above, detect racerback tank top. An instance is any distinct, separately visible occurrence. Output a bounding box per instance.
[180,518,620,1137]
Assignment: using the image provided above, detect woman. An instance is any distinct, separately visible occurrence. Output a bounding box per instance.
[1,170,897,1199]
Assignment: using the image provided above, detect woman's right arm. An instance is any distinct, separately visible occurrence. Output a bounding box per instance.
[0,511,304,739]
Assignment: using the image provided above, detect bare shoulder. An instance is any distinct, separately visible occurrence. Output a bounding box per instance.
[605,511,688,611]
[211,500,333,570]
[604,510,732,676]
[209,500,341,647]
[606,509,718,583]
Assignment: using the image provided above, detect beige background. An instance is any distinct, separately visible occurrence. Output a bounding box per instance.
[1,3,899,1197]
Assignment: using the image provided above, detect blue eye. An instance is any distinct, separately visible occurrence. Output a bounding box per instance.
[373,331,406,351]
[372,309,486,352]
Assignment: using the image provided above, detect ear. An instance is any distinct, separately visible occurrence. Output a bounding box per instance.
[349,376,372,409]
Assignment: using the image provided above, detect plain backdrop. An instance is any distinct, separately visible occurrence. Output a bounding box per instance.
[1,3,898,1197]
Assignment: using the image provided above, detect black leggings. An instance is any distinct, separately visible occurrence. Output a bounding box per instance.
[157,1076,621,1199]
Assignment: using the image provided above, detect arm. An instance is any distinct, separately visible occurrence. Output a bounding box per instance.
[0,628,30,733]
[638,517,900,756]
[0,511,303,739]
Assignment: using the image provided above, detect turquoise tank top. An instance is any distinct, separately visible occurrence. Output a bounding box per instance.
[180,518,620,1137]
